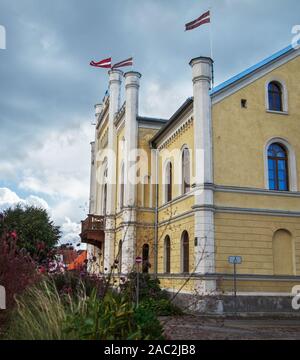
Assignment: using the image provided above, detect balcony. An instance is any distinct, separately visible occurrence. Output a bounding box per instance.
[80,214,105,248]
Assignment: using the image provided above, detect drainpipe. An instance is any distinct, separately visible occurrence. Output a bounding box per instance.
[153,147,159,277]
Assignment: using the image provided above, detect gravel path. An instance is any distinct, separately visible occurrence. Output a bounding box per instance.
[161,316,300,340]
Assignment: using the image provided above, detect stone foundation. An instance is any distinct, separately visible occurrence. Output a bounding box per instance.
[170,292,300,316]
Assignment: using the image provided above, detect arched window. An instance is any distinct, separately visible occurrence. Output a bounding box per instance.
[268,81,283,112]
[182,148,191,194]
[142,244,150,273]
[181,231,189,273]
[120,163,125,209]
[102,183,107,215]
[165,161,172,203]
[118,240,122,273]
[141,175,150,208]
[268,143,289,191]
[164,236,171,274]
[273,229,294,275]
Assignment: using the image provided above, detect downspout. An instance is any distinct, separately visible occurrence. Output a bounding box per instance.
[153,147,159,277]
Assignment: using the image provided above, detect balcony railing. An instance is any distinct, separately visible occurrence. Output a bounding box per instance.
[80,214,105,248]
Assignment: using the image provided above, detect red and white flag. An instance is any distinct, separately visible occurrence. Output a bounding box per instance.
[185,10,210,31]
[90,57,112,69]
[112,57,133,69]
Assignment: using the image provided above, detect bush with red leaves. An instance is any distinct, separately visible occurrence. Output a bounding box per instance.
[0,232,40,310]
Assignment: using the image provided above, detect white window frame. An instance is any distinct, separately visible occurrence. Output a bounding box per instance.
[265,78,288,114]
[163,160,172,204]
[264,137,298,192]
[180,145,191,195]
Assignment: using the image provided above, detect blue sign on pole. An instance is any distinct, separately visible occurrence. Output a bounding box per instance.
[228,256,242,265]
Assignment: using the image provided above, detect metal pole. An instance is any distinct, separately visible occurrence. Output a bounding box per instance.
[136,263,140,308]
[234,262,237,314]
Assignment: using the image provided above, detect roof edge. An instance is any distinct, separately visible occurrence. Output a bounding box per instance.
[150,97,193,148]
[211,44,295,96]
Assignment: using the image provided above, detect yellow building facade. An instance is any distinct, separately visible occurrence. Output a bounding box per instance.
[81,45,300,297]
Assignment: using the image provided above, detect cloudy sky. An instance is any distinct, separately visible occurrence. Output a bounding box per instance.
[0,0,299,246]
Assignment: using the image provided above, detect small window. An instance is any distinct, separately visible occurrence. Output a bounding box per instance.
[165,162,172,203]
[120,163,125,209]
[182,148,191,194]
[268,143,289,191]
[182,231,189,274]
[268,81,283,112]
[142,244,150,273]
[164,236,171,274]
[241,99,247,108]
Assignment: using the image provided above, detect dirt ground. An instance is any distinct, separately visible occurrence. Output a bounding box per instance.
[161,316,300,340]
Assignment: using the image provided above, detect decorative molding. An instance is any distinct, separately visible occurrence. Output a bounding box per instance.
[157,116,193,151]
[216,206,300,218]
[114,101,126,127]
[158,192,194,211]
[215,184,300,197]
[96,97,110,129]
[99,128,109,149]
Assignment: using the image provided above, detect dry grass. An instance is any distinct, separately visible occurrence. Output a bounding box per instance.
[6,280,87,340]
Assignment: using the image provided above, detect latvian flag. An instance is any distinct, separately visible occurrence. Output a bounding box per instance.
[90,57,112,69]
[112,57,133,69]
[185,10,210,31]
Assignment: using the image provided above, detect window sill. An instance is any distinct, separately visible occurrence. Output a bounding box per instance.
[266,110,289,116]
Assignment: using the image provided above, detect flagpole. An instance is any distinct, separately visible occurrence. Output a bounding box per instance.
[209,6,214,88]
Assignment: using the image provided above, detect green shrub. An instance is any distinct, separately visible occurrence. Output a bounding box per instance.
[133,306,164,340]
[64,291,142,340]
[121,272,167,302]
[7,278,164,340]
[140,298,183,316]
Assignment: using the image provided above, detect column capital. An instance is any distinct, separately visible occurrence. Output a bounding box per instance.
[189,57,213,84]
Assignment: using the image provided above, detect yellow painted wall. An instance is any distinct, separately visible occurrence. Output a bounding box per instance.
[158,120,194,207]
[214,212,300,276]
[213,55,300,189]
[157,214,194,274]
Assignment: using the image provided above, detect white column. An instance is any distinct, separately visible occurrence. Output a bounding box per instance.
[190,57,216,293]
[104,70,123,273]
[122,71,141,273]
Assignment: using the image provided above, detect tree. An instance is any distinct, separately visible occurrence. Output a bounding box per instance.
[0,205,61,263]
